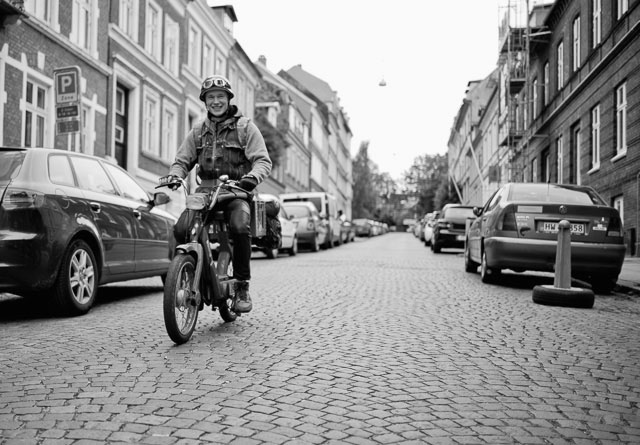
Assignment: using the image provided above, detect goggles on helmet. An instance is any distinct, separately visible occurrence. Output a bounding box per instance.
[202,76,231,90]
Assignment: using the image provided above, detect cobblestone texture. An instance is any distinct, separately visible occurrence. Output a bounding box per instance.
[1,233,639,444]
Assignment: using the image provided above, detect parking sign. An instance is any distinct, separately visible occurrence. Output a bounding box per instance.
[53,66,82,135]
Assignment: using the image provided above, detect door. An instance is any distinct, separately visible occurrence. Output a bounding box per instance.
[102,162,171,273]
[115,85,128,169]
[69,155,137,276]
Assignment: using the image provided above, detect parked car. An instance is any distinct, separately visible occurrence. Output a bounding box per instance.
[282,201,327,252]
[255,194,298,258]
[340,220,356,244]
[353,218,373,237]
[422,211,440,246]
[465,182,626,293]
[280,192,341,248]
[0,147,177,315]
[430,204,476,253]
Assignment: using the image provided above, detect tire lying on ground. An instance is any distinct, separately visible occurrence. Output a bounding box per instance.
[532,284,595,309]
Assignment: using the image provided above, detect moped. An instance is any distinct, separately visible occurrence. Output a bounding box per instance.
[156,175,257,344]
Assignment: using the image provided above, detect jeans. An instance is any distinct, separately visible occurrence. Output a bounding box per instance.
[223,198,252,281]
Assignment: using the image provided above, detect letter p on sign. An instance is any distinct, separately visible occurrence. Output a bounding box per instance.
[54,66,80,104]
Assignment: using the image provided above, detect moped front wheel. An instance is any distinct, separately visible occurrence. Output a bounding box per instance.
[163,254,199,344]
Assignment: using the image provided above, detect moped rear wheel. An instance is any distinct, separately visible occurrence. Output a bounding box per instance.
[164,254,199,344]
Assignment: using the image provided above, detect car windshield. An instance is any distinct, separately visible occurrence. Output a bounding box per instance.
[0,151,25,182]
[284,205,310,218]
[509,184,603,205]
[444,207,475,218]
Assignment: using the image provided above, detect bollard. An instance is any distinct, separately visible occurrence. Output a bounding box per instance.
[532,219,595,308]
[554,220,571,289]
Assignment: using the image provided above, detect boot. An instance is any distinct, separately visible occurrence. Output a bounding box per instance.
[233,280,252,313]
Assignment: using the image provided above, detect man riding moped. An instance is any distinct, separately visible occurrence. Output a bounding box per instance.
[160,75,271,313]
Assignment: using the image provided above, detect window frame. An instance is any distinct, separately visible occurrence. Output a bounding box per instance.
[142,88,161,157]
[556,135,564,184]
[118,0,139,41]
[23,78,49,148]
[592,0,601,48]
[615,82,627,157]
[161,99,178,163]
[543,62,549,105]
[557,40,564,91]
[590,105,600,171]
[145,0,162,62]
[572,15,581,71]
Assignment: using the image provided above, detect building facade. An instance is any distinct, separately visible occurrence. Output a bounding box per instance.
[450,0,640,256]
[0,0,353,219]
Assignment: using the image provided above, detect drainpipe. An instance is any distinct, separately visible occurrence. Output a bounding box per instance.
[636,171,640,256]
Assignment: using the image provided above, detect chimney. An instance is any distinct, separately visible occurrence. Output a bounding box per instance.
[258,55,267,66]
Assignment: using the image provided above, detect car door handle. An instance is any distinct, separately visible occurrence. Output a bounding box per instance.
[90,202,101,213]
[133,209,142,220]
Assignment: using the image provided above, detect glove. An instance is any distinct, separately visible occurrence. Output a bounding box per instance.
[238,175,258,191]
[159,175,181,191]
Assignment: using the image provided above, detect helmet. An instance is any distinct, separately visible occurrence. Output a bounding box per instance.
[199,75,234,101]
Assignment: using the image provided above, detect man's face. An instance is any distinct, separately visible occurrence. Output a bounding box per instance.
[204,90,229,117]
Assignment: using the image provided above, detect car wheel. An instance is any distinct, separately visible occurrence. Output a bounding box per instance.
[480,250,500,284]
[310,233,320,252]
[324,231,333,249]
[532,285,595,308]
[464,242,479,273]
[590,275,617,295]
[53,239,98,316]
[289,236,298,256]
[264,247,279,259]
[432,239,441,253]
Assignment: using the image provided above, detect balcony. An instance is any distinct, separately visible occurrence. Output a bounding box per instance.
[499,27,526,54]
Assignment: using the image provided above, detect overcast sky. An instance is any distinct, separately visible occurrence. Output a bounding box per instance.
[215,0,503,179]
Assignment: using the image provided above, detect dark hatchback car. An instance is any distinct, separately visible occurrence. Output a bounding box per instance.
[0,147,176,315]
[430,204,476,253]
[465,182,625,293]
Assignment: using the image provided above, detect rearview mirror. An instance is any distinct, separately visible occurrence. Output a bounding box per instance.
[154,191,171,206]
[473,206,482,217]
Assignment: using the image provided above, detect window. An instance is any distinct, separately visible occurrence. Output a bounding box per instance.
[161,101,178,162]
[145,0,162,62]
[571,125,581,185]
[118,0,139,41]
[532,78,538,118]
[543,62,549,105]
[187,24,202,76]
[557,41,564,90]
[572,16,581,71]
[203,37,215,77]
[163,15,179,75]
[142,90,160,156]
[103,163,149,203]
[48,155,75,187]
[531,157,537,182]
[70,157,117,195]
[71,0,97,55]
[24,79,48,148]
[617,0,629,19]
[556,135,564,184]
[542,148,550,182]
[615,82,627,156]
[613,196,624,221]
[591,105,600,170]
[25,0,58,28]
[592,0,601,48]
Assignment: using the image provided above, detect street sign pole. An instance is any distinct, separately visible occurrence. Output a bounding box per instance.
[53,66,82,151]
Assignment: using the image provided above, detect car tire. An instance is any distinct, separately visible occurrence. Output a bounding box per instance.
[590,275,617,295]
[532,285,595,308]
[480,250,500,284]
[432,239,441,253]
[464,242,479,273]
[310,233,320,252]
[288,236,298,256]
[264,247,279,259]
[324,232,333,249]
[53,239,98,316]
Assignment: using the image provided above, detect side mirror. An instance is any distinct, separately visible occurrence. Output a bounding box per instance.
[154,191,171,206]
[473,206,483,217]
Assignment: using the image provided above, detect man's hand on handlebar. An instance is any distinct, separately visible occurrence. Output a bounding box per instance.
[237,175,258,192]
[158,175,182,191]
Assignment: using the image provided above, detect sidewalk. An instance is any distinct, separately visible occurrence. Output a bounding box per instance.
[617,255,640,294]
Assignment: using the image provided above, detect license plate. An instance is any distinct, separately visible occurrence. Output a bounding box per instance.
[539,222,585,235]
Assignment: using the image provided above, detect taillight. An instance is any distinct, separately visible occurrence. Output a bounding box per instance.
[1,188,44,210]
[499,208,517,231]
[607,215,622,237]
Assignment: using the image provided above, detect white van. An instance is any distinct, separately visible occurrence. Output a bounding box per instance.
[279,192,342,248]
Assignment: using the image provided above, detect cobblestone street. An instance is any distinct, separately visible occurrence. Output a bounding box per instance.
[1,232,639,444]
